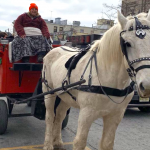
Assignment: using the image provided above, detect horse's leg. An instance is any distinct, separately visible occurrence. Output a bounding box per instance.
[73,108,97,150]
[52,99,70,148]
[43,94,56,150]
[100,111,125,150]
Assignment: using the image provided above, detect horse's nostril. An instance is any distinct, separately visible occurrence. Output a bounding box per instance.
[140,83,145,91]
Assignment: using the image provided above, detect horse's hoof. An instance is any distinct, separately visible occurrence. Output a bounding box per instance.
[43,145,54,150]
[53,143,64,149]
[53,139,63,148]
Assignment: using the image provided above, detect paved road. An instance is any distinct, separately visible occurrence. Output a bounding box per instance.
[0,104,150,150]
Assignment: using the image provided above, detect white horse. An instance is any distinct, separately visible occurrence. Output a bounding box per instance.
[42,11,150,150]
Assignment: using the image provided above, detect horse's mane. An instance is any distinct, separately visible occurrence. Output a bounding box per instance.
[90,24,123,66]
[89,12,148,67]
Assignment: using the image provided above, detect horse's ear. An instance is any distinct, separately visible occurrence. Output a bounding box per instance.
[147,9,150,21]
[117,10,127,29]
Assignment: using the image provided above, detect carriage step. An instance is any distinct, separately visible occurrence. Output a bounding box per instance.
[10,63,43,71]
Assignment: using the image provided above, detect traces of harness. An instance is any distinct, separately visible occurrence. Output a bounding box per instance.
[60,44,134,104]
[79,48,134,104]
[61,45,92,101]
[42,71,54,93]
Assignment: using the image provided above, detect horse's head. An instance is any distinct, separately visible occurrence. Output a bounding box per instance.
[118,10,150,97]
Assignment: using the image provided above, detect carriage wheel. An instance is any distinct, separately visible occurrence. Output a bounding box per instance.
[0,100,8,135]
[138,107,150,113]
[62,114,69,129]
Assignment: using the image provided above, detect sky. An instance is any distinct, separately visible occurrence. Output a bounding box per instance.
[0,0,121,32]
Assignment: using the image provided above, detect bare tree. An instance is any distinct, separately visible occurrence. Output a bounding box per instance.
[102,1,122,20]
[103,0,141,18]
[103,3,121,11]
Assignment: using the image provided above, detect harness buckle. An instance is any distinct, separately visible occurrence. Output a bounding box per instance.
[89,74,92,79]
[80,75,84,81]
[62,80,68,91]
[88,74,92,87]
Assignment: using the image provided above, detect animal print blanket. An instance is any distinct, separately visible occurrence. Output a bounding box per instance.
[11,35,51,62]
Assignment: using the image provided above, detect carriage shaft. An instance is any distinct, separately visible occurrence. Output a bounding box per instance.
[16,79,86,104]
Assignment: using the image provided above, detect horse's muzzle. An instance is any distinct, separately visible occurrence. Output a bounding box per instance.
[138,82,150,98]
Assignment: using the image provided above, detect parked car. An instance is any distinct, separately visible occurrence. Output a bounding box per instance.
[128,89,150,112]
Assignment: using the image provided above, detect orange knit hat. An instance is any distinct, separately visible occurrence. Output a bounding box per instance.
[29,3,38,11]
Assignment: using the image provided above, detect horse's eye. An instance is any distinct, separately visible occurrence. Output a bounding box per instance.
[125,42,131,47]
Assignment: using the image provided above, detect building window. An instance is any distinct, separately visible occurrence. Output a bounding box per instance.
[54,26,57,32]
[80,29,84,33]
[59,27,63,32]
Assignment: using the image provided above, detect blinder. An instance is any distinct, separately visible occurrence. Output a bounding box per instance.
[120,31,128,60]
[120,16,150,79]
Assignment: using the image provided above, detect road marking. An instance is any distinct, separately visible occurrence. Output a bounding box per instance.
[0,142,91,150]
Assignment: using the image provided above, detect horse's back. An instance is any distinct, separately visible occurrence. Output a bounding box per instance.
[44,46,79,63]
[43,46,80,87]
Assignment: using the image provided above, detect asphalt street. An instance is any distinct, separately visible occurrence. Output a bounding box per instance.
[0,104,150,150]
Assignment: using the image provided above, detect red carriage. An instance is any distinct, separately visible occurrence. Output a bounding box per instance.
[0,38,69,135]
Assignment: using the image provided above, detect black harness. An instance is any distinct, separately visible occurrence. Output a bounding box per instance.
[120,17,150,78]
[62,47,134,104]
[43,17,150,104]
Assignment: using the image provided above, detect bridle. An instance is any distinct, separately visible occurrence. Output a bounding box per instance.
[120,17,150,80]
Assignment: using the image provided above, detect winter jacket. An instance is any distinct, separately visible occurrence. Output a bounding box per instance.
[14,13,50,38]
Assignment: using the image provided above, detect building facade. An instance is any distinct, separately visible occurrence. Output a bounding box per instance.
[46,18,113,41]
[122,0,150,16]
[97,19,114,27]
[12,17,114,41]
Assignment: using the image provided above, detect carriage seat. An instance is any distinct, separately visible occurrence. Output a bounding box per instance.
[8,27,52,63]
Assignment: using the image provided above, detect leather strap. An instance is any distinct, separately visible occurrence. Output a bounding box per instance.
[135,65,150,73]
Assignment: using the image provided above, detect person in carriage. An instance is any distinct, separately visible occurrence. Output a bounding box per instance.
[12,3,52,63]
[0,32,7,39]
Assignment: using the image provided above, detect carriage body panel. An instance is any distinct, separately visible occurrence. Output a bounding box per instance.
[0,40,70,135]
[0,43,41,94]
